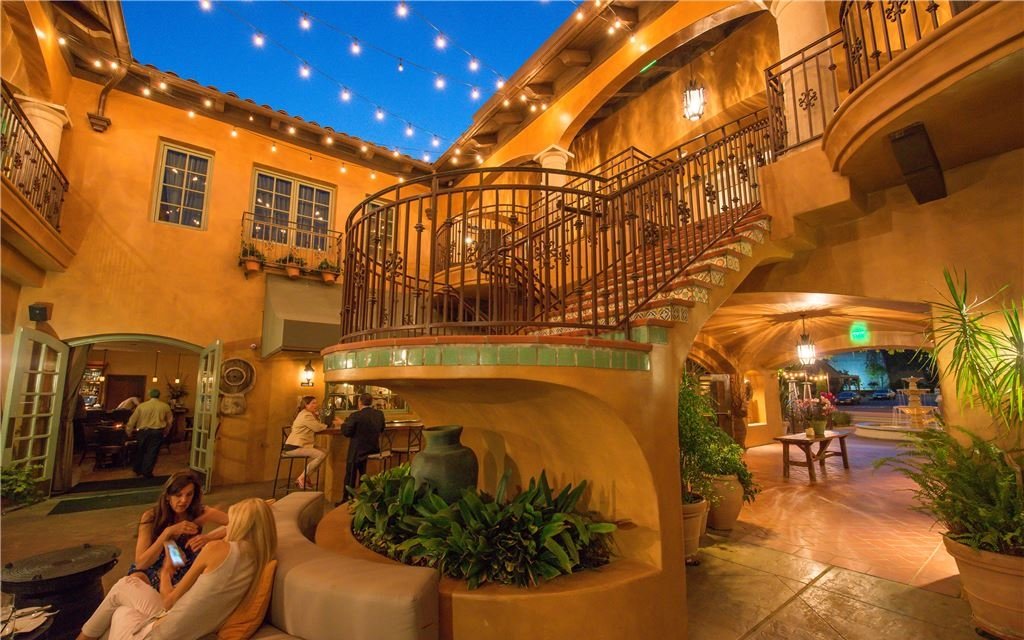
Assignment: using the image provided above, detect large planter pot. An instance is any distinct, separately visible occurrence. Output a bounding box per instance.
[321,271,338,284]
[681,497,709,560]
[284,265,301,279]
[243,259,262,273]
[708,474,744,532]
[810,420,827,437]
[409,425,478,503]
[943,536,1024,639]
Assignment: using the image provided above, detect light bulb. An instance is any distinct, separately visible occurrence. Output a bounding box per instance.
[340,164,347,173]
[422,152,431,162]
[614,18,622,29]
[503,99,510,108]
[496,78,505,89]
[142,87,151,96]
[576,9,584,20]
[93,59,102,68]
[520,93,528,102]
[299,64,310,78]
[230,128,238,137]
[109,61,119,70]
[58,36,67,45]
[607,26,615,35]
[159,81,168,90]
[454,148,461,156]
[325,136,333,145]
[392,149,400,157]
[435,34,447,49]
[405,124,414,137]
[271,143,277,152]
[431,136,440,148]
[199,0,212,10]
[350,38,361,55]
[375,107,385,121]
[435,75,446,90]
[188,110,196,118]
[396,2,408,17]
[152,376,158,383]
[203,98,213,108]
[530,103,538,112]
[253,33,265,47]
[360,144,368,152]
[370,172,377,179]
[471,87,480,100]
[469,59,479,72]
[397,59,404,72]
[299,14,311,30]
[340,87,351,102]
[287,126,296,134]
[451,157,459,165]
[476,155,484,164]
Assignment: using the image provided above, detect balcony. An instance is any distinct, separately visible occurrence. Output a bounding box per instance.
[1,82,69,232]
[239,211,343,284]
[765,1,1023,192]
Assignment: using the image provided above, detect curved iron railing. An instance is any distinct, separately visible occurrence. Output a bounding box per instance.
[0,82,69,231]
[340,115,771,343]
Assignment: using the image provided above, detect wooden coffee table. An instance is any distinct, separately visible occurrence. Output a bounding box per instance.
[774,430,850,482]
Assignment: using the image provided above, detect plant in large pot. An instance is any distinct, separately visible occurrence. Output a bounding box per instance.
[880,270,1023,640]
[678,372,717,564]
[275,253,306,278]
[705,432,759,532]
[317,258,340,284]
[240,242,265,273]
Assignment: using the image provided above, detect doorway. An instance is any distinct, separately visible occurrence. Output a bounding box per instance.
[104,375,146,411]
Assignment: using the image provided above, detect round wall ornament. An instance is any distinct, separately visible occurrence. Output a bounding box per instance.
[220,358,255,394]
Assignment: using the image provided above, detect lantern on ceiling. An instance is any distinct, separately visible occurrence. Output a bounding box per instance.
[796,314,817,366]
[682,76,706,122]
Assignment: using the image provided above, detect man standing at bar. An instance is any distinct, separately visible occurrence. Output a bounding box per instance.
[341,393,385,499]
[126,389,172,478]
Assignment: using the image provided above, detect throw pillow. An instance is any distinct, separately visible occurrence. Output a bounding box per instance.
[217,559,277,640]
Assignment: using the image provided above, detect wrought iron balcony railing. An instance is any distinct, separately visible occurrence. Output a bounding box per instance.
[239,211,343,276]
[340,113,771,342]
[765,0,973,155]
[0,83,69,231]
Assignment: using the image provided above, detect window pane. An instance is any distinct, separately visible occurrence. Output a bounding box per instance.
[184,190,205,210]
[188,155,209,175]
[298,184,314,201]
[315,189,331,207]
[160,206,182,224]
[157,146,211,229]
[256,173,275,192]
[274,194,290,212]
[164,166,185,188]
[165,149,187,169]
[276,179,292,197]
[188,172,207,191]
[183,209,203,227]
[161,186,183,205]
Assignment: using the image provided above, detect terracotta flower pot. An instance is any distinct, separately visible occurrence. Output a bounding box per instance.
[321,271,337,284]
[708,474,744,531]
[285,265,301,279]
[943,536,1024,639]
[244,259,261,273]
[681,497,708,560]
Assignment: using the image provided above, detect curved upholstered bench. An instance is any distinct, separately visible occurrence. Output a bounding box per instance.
[253,492,439,640]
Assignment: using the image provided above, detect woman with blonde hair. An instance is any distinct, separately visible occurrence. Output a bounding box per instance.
[284,395,341,489]
[78,498,277,640]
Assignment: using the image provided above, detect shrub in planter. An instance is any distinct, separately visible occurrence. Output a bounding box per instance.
[275,254,306,278]
[317,258,340,284]
[240,243,265,271]
[349,465,616,590]
[1,464,43,510]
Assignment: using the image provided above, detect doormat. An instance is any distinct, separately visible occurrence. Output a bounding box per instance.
[48,489,162,516]
[68,475,169,494]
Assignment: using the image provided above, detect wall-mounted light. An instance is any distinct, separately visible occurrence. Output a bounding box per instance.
[300,361,315,387]
[682,76,706,122]
[796,314,816,366]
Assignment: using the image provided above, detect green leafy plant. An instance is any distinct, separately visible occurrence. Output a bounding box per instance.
[879,269,1023,556]
[317,258,340,274]
[349,465,616,590]
[276,254,306,268]
[704,433,760,503]
[241,242,265,261]
[1,464,43,507]
[832,411,852,427]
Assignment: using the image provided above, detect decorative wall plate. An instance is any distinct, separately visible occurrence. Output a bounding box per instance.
[220,358,255,395]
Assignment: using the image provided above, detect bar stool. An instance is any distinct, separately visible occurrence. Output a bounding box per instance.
[365,429,394,475]
[390,424,423,466]
[273,426,321,499]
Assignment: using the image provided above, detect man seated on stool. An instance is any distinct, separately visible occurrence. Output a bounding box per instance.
[126,389,172,478]
[341,393,385,501]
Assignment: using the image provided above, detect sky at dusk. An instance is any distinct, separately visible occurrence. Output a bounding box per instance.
[122,1,574,159]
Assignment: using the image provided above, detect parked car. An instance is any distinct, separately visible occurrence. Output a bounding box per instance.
[836,391,860,405]
[872,389,896,400]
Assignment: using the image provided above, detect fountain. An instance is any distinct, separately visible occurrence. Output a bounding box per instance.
[854,376,939,440]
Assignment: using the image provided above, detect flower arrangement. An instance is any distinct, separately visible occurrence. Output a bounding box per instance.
[166,381,188,402]
[796,394,835,422]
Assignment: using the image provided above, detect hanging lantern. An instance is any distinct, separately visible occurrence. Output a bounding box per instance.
[682,77,706,122]
[151,351,160,384]
[300,360,315,387]
[98,350,107,382]
[796,314,816,366]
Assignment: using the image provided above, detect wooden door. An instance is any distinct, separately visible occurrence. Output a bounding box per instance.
[104,375,146,410]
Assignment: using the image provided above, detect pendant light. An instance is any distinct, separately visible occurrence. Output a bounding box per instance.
[300,361,315,387]
[98,349,107,382]
[682,62,706,122]
[796,314,817,366]
[174,354,182,385]
[152,350,160,384]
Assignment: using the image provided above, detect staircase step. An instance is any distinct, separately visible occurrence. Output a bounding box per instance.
[684,263,729,287]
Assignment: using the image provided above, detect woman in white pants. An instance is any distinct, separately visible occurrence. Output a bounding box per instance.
[284,396,340,489]
[77,498,276,640]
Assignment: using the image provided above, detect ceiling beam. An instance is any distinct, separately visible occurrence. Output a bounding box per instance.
[558,49,592,67]
[526,83,554,98]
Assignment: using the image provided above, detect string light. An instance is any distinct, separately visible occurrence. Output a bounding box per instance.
[576,9,584,20]
[340,87,351,102]
[299,63,311,78]
[287,125,296,134]
[396,2,408,18]
[230,128,238,137]
[434,33,447,49]
[57,36,66,45]
[159,81,168,90]
[392,149,400,157]
[405,123,414,137]
[253,33,265,47]
[360,144,368,152]
[397,59,404,72]
[375,107,385,121]
[340,164,347,173]
[188,110,196,118]
[142,87,151,96]
[109,61,119,70]
[93,59,102,68]
[503,99,510,108]
[496,78,505,89]
[299,14,311,30]
[370,172,377,179]
[468,59,479,72]
[199,0,212,10]
[432,136,440,148]
[350,38,361,55]
[422,152,431,162]
[203,98,213,108]
[454,148,461,156]
[325,135,333,144]
[434,75,446,90]
[470,87,480,100]
[271,143,277,152]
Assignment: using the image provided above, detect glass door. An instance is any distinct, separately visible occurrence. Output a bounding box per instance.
[189,340,222,493]
[1,327,69,489]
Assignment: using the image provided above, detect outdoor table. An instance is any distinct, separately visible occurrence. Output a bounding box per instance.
[773,430,850,482]
[1,544,119,640]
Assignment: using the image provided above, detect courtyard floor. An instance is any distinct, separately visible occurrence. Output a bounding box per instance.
[0,435,976,638]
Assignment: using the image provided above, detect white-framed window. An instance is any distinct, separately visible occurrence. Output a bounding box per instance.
[251,169,332,250]
[365,200,395,260]
[153,142,213,229]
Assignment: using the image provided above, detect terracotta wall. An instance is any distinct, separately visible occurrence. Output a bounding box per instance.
[568,12,778,170]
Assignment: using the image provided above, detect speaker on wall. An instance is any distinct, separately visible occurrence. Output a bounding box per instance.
[28,303,50,322]
[888,122,947,205]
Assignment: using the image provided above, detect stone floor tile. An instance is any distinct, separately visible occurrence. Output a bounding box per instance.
[702,541,829,583]
[743,596,845,640]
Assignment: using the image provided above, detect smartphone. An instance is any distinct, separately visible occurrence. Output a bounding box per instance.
[164,541,186,568]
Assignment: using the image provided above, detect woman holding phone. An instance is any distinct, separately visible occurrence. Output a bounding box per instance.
[126,471,228,588]
[78,498,277,640]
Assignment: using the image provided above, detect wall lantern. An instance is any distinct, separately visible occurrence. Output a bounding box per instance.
[682,67,706,122]
[300,361,315,387]
[796,314,817,366]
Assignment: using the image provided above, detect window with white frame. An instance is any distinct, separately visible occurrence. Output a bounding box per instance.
[365,200,395,260]
[154,143,212,228]
[251,170,332,250]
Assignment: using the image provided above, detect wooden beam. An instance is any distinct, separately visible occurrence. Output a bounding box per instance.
[558,49,592,67]
[493,112,524,125]
[470,132,498,147]
[609,6,638,25]
[526,83,554,98]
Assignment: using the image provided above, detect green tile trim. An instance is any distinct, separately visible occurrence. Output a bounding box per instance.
[322,342,655,372]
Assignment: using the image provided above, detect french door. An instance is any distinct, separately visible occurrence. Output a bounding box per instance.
[189,340,222,493]
[1,327,69,487]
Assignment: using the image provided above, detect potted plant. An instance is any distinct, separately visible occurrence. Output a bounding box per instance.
[276,254,306,279]
[240,243,265,273]
[705,431,759,532]
[678,372,716,563]
[166,381,188,409]
[880,270,1023,640]
[796,393,835,437]
[1,464,43,512]
[317,258,340,284]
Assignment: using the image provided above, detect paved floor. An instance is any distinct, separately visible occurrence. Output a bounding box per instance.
[2,435,974,639]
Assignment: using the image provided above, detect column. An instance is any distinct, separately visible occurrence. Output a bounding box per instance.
[532,145,575,188]
[15,95,70,159]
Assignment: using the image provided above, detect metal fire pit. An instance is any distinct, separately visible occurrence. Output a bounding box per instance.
[2,544,120,640]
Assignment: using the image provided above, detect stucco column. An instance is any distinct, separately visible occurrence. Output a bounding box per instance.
[533,145,575,188]
[769,0,838,148]
[15,95,70,160]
